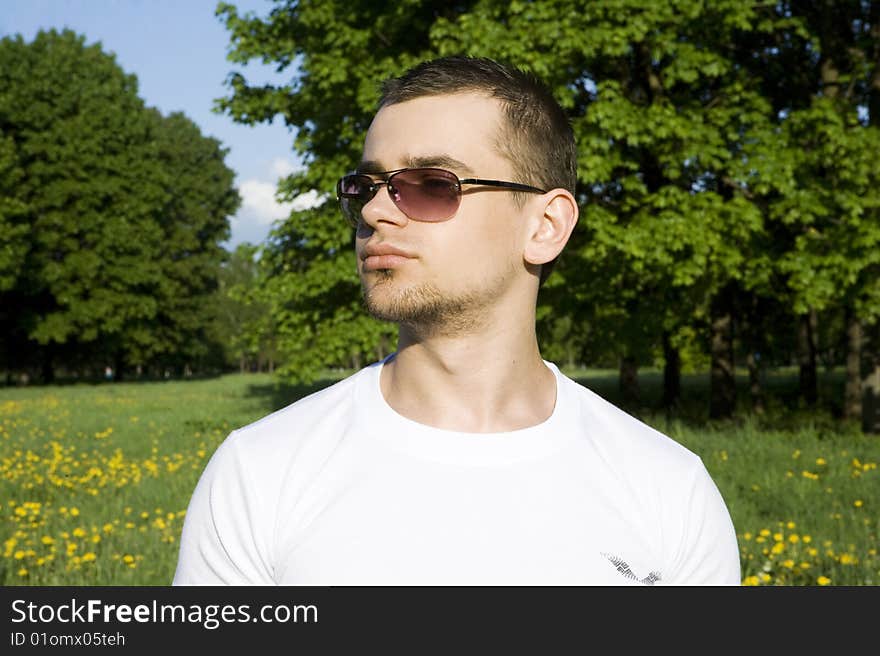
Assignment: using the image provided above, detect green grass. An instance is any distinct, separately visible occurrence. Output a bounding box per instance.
[1,369,877,585]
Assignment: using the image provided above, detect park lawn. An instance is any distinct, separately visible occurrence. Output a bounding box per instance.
[1,369,877,585]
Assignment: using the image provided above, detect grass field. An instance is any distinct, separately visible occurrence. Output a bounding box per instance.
[1,368,877,586]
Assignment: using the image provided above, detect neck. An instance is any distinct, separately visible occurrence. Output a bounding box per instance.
[381,315,556,433]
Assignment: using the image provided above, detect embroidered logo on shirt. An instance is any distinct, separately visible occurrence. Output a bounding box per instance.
[602,552,661,585]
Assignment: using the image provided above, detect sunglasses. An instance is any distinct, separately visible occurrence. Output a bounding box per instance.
[336,167,546,226]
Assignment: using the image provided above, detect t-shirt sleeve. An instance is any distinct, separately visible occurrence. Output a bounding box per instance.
[172,432,276,585]
[662,458,741,585]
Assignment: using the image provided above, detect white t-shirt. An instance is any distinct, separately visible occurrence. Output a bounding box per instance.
[173,356,741,585]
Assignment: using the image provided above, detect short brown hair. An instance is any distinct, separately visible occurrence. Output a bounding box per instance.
[378,56,577,286]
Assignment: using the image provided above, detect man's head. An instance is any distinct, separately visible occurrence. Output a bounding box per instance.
[378,56,577,286]
[347,56,578,335]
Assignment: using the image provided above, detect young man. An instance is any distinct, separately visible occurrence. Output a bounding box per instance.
[173,56,741,586]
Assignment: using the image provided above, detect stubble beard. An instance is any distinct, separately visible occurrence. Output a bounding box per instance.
[361,269,501,338]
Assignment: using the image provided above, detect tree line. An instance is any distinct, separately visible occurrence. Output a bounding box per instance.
[0,29,244,382]
[214,0,880,431]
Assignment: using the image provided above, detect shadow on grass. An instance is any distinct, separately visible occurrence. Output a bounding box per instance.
[571,368,852,432]
[244,376,344,414]
[1,371,230,389]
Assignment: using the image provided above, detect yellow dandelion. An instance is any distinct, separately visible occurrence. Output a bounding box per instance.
[759,529,771,537]
[743,575,760,586]
[122,554,134,564]
[782,559,795,569]
[17,568,27,577]
[854,500,863,508]
[786,521,796,529]
[817,576,831,586]
[743,532,753,541]
[82,552,96,562]
[72,527,86,538]
[13,550,25,560]
[70,507,79,517]
[773,532,784,542]
[759,573,771,583]
[815,458,826,466]
[771,542,785,555]
[789,534,800,544]
[803,535,812,544]
[40,536,54,545]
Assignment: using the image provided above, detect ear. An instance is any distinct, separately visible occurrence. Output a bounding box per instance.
[523,189,579,267]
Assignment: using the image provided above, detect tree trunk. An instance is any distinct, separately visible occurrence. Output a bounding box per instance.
[746,351,764,415]
[710,290,736,419]
[113,354,124,382]
[798,310,818,407]
[864,360,880,435]
[864,322,880,434]
[662,331,681,410]
[844,309,862,421]
[618,355,640,409]
[41,346,55,384]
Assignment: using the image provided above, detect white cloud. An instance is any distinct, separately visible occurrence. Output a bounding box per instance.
[270,157,299,180]
[290,189,324,211]
[238,179,294,226]
[227,179,329,249]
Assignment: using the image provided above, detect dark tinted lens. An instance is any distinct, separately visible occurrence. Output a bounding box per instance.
[390,168,461,221]
[337,174,374,226]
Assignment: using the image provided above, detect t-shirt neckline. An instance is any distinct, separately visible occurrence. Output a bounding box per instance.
[355,353,577,466]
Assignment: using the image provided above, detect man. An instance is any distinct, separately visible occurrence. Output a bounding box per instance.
[173,56,741,585]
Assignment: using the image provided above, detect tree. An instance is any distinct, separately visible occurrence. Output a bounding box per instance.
[206,242,277,372]
[0,29,239,381]
[739,1,880,427]
[214,0,880,435]
[121,109,240,376]
[215,1,772,394]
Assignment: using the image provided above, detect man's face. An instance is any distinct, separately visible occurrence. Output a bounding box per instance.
[355,92,531,334]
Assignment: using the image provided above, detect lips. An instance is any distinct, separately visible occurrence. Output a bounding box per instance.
[360,242,416,271]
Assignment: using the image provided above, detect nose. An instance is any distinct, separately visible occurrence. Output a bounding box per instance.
[360,182,409,229]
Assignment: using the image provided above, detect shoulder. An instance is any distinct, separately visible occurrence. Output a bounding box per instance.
[208,364,374,474]
[561,373,700,463]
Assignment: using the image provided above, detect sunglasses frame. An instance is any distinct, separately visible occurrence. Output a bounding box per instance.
[336,167,547,226]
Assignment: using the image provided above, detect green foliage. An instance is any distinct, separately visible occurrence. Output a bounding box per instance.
[0,29,239,378]
[214,0,880,398]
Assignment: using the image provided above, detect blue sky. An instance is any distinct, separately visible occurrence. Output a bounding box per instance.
[1,0,311,249]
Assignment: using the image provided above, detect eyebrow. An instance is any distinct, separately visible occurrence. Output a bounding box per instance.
[357,154,476,176]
